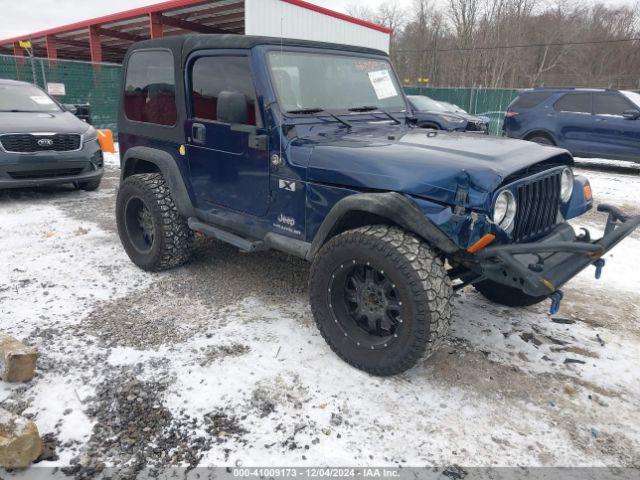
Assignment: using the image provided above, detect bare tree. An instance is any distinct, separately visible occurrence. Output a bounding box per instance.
[347,0,640,89]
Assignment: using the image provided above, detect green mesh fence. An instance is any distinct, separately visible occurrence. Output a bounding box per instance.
[0,54,122,132]
[404,86,519,134]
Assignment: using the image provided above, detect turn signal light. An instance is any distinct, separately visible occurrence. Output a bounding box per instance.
[467,234,496,254]
[583,184,593,201]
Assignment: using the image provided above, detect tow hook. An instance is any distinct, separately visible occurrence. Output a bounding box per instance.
[549,291,564,315]
[593,259,605,279]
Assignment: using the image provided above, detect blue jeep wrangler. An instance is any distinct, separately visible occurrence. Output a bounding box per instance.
[116,35,640,376]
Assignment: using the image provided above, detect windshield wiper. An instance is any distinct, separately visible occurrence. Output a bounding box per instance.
[348,106,401,124]
[287,108,353,129]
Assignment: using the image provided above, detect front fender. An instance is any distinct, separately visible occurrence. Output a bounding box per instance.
[563,175,593,220]
[306,192,461,261]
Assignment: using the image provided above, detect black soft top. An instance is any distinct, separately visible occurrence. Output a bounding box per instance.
[127,33,388,58]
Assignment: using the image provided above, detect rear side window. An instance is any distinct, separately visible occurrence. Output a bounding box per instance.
[554,93,592,114]
[190,56,259,126]
[593,92,633,116]
[124,50,177,126]
[511,92,553,109]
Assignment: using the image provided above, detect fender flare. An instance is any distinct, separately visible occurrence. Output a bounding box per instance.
[306,192,460,261]
[122,146,196,218]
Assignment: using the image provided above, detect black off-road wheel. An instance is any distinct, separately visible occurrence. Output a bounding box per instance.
[473,279,546,307]
[78,178,101,191]
[116,173,194,272]
[309,226,453,376]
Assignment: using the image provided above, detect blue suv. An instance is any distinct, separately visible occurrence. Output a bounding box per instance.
[504,88,640,162]
[116,35,639,376]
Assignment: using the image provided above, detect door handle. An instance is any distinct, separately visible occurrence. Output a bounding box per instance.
[192,123,206,144]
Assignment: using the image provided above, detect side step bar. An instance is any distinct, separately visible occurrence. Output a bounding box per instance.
[188,218,266,253]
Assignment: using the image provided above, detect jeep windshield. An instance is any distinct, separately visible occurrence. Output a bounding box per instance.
[267,51,406,115]
[0,84,61,113]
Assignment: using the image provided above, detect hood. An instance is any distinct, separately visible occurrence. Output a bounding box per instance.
[444,111,487,123]
[0,111,89,135]
[301,126,572,209]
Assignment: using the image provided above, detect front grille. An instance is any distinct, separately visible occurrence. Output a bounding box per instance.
[513,171,562,242]
[8,168,84,180]
[0,134,82,153]
[466,121,488,133]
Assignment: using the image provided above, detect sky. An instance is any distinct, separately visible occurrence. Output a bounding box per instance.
[0,0,635,41]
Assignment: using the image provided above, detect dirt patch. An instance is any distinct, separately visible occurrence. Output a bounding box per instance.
[561,285,640,335]
[551,346,600,358]
[567,423,640,467]
[204,409,248,443]
[64,366,211,479]
[78,288,214,348]
[198,343,251,366]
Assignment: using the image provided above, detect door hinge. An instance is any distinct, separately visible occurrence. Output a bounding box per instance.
[249,134,268,151]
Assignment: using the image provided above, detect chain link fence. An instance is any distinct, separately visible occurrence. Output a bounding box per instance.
[0,54,122,132]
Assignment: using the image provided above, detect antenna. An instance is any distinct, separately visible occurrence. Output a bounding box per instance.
[279,15,284,163]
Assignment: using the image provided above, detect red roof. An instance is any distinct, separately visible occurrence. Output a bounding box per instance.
[0,0,391,63]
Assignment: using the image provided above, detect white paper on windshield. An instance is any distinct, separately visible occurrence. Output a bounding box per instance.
[31,96,55,105]
[368,70,398,100]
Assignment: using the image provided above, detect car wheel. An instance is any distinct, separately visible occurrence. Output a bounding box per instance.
[78,179,101,191]
[419,123,440,130]
[309,225,453,376]
[116,173,194,272]
[528,135,554,146]
[474,279,547,307]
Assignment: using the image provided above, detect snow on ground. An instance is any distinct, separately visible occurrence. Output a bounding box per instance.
[0,153,639,476]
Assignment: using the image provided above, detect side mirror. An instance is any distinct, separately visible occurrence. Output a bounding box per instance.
[622,109,640,120]
[217,91,248,125]
[63,104,78,114]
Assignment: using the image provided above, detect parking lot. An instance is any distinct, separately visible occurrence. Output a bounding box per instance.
[1,151,639,475]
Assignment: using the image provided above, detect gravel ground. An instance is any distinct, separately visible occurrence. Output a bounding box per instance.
[0,151,639,477]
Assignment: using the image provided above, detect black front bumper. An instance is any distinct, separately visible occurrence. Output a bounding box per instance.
[0,140,103,189]
[474,204,640,298]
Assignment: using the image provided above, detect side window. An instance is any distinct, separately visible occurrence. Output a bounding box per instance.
[190,56,259,126]
[554,93,592,114]
[124,50,176,126]
[511,92,553,109]
[593,93,633,116]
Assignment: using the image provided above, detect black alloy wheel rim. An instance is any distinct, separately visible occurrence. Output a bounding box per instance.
[124,197,155,253]
[329,261,403,349]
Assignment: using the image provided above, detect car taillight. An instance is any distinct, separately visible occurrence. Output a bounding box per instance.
[505,111,519,118]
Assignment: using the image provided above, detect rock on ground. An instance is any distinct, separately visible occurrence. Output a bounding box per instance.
[0,333,37,382]
[0,407,43,469]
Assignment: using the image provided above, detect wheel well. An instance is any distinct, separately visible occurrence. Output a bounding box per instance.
[419,122,441,130]
[123,158,161,178]
[328,211,399,240]
[524,131,556,145]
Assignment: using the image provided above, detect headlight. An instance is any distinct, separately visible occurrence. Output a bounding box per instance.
[441,114,466,124]
[83,125,98,143]
[493,190,517,231]
[560,168,574,202]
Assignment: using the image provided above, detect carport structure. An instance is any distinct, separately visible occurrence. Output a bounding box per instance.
[0,0,391,64]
